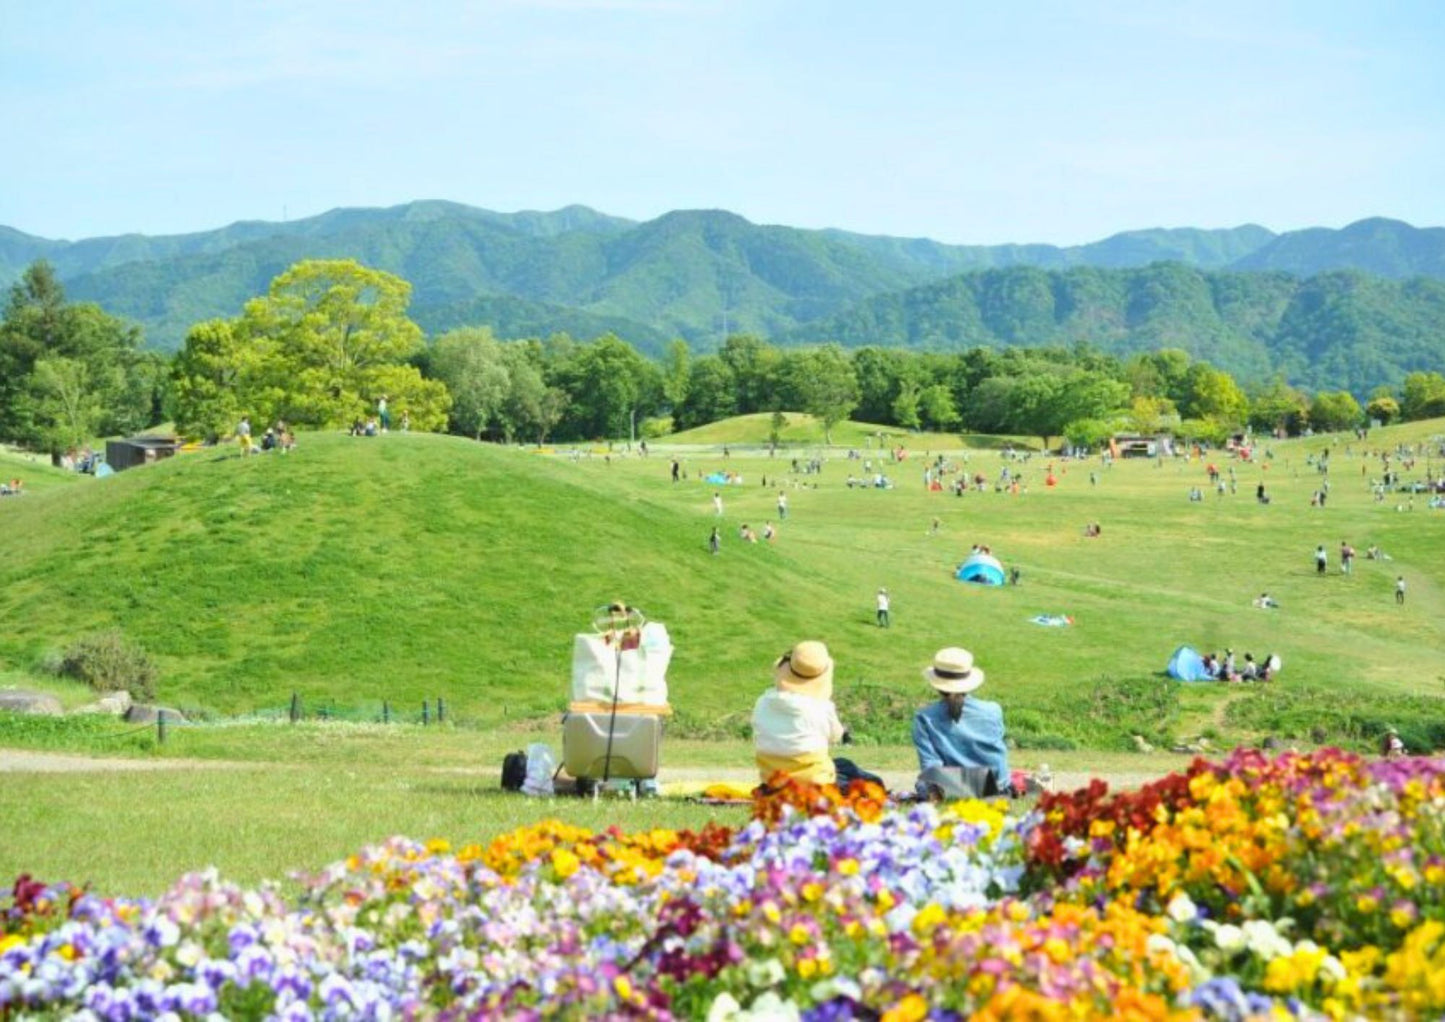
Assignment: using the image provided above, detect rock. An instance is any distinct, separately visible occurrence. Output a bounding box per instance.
[124,705,187,725]
[73,691,133,716]
[0,690,63,716]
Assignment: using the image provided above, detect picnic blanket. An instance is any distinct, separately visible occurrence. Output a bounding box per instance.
[1030,614,1074,627]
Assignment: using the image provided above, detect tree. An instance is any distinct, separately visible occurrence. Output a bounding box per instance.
[785,345,858,444]
[1179,363,1248,425]
[170,320,259,440]
[430,327,510,439]
[677,356,737,429]
[1128,395,1177,434]
[1,261,159,445]
[718,335,781,414]
[1400,372,1445,422]
[890,382,921,430]
[29,357,103,455]
[1247,377,1308,435]
[236,260,425,427]
[557,334,658,439]
[918,383,961,431]
[1308,391,1363,432]
[660,339,691,411]
[496,345,549,444]
[366,364,451,433]
[1365,394,1400,425]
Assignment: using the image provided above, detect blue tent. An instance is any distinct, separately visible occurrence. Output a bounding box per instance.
[1167,645,1212,682]
[705,472,730,485]
[955,553,1005,586]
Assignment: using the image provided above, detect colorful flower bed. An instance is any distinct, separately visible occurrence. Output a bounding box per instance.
[4,751,1445,1019]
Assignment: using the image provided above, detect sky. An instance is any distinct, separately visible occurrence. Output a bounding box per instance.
[3,0,1443,245]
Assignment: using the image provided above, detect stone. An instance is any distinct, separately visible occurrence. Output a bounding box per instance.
[124,705,187,725]
[72,690,133,716]
[0,690,63,716]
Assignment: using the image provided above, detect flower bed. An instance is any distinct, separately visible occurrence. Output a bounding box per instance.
[4,751,1445,1019]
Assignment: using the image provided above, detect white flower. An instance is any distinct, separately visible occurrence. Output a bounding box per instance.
[1166,892,1198,924]
[1213,923,1246,953]
[739,991,802,1021]
[706,992,742,1022]
[745,956,786,988]
[1319,954,1346,982]
[1243,919,1292,960]
[1146,933,1177,957]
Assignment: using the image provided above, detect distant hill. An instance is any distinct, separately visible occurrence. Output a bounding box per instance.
[5,203,1444,391]
[1232,217,1445,279]
[781,263,1445,394]
[2,202,1283,351]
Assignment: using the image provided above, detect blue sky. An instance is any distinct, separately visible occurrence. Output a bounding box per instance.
[3,1,1442,244]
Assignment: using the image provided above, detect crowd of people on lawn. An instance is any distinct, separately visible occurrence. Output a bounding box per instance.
[1199,649,1280,683]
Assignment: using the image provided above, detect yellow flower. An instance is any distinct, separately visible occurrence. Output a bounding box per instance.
[1356,894,1379,914]
[797,957,818,979]
[882,993,929,1022]
[789,923,811,946]
[550,848,580,879]
[802,882,823,903]
[836,858,860,876]
[613,975,634,1001]
[0,935,23,954]
[425,838,451,855]
[912,903,946,936]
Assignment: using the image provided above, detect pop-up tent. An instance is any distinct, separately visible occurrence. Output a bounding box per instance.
[1167,645,1213,682]
[955,552,1005,586]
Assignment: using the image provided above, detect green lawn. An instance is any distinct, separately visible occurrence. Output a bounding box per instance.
[2,417,1443,892]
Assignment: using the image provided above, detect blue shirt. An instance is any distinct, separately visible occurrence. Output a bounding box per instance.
[911,697,1010,784]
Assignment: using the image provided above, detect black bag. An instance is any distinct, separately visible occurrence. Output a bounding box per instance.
[501,751,528,792]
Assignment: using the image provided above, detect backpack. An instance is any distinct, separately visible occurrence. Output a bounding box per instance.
[501,751,528,792]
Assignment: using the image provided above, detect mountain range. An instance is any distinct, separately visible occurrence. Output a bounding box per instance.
[3,202,1444,392]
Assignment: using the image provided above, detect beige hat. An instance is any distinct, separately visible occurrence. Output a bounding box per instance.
[923,647,986,694]
[775,640,835,699]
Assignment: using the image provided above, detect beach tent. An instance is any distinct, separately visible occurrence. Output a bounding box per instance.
[955,552,1005,586]
[1167,645,1212,682]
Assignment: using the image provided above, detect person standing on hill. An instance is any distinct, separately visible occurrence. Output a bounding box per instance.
[671,459,680,483]
[1340,541,1355,575]
[377,395,390,433]
[777,491,788,520]
[236,415,253,456]
[1396,575,1406,605]
[709,526,721,555]
[1315,545,1328,575]
[713,491,723,516]
[876,588,891,628]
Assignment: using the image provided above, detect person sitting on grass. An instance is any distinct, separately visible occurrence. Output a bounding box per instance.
[752,641,877,789]
[911,647,1012,798]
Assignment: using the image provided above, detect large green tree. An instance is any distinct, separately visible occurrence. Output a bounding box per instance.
[237,259,429,427]
[1309,391,1363,432]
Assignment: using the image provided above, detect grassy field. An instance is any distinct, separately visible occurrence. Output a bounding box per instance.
[2,416,1443,892]
[663,412,1033,451]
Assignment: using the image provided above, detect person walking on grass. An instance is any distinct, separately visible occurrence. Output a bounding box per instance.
[1396,575,1406,605]
[1315,545,1327,575]
[777,491,788,520]
[713,491,723,517]
[876,587,891,628]
[377,395,390,433]
[709,526,721,556]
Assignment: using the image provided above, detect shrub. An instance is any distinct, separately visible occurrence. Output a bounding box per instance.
[57,630,158,702]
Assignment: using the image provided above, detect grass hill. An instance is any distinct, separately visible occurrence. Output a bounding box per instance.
[664,413,1020,451]
[781,262,1445,394]
[2,422,1443,752]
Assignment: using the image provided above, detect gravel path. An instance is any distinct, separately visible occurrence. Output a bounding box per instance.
[0,750,236,773]
[0,749,1166,791]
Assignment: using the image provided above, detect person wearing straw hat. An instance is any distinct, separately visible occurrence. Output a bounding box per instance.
[911,647,1010,796]
[752,640,849,786]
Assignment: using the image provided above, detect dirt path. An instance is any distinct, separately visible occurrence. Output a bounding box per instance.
[0,749,238,773]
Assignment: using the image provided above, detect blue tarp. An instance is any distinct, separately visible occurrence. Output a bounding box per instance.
[705,472,730,485]
[1167,645,1212,682]
[955,553,1005,586]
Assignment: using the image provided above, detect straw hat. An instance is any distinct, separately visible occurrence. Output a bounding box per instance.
[775,640,834,699]
[923,647,986,694]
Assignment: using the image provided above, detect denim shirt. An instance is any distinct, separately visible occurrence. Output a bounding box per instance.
[911,697,1009,784]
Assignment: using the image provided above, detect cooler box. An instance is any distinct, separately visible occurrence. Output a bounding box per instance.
[563,713,663,780]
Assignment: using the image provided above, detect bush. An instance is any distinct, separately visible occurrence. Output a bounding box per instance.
[57,630,158,701]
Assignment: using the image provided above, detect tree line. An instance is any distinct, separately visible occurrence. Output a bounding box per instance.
[3,258,1444,457]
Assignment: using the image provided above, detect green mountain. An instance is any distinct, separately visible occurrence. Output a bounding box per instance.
[1232,217,1445,279]
[781,263,1445,393]
[3,202,1281,351]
